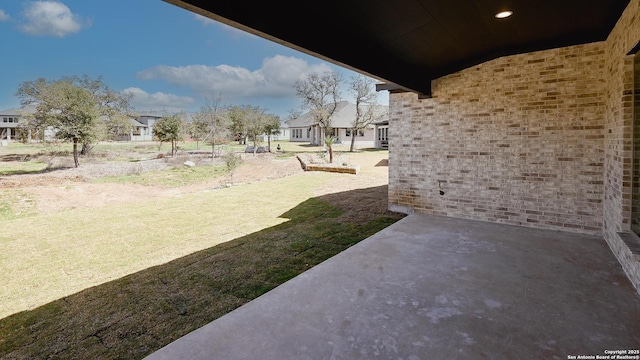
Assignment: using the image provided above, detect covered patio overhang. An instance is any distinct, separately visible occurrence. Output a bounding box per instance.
[163,0,629,97]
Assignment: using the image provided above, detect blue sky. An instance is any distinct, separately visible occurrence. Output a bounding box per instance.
[0,0,387,119]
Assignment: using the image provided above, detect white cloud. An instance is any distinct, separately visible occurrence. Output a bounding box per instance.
[122,87,196,112]
[0,9,10,21]
[136,55,332,102]
[19,1,90,37]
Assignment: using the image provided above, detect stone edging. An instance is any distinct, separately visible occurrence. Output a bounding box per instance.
[296,155,360,175]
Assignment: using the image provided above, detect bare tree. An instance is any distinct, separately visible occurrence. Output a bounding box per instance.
[348,75,384,152]
[224,151,243,186]
[294,71,341,145]
[191,97,228,158]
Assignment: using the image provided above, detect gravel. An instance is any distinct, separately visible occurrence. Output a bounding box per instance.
[61,158,172,179]
[1,156,195,187]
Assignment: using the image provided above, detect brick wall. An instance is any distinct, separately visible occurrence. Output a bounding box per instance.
[603,0,640,292]
[388,0,640,292]
[389,42,607,235]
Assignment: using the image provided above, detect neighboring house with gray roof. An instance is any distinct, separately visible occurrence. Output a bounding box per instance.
[114,117,153,141]
[109,112,172,141]
[0,106,49,143]
[288,101,388,148]
[0,106,167,143]
[137,112,165,140]
[0,107,27,143]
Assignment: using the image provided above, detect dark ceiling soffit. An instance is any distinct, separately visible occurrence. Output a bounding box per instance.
[163,1,627,99]
[163,0,432,97]
[376,83,432,99]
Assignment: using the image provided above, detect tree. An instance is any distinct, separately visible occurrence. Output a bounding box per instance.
[294,71,341,145]
[224,151,243,186]
[153,113,184,156]
[241,105,270,156]
[245,106,266,156]
[17,108,49,143]
[16,75,132,167]
[227,105,275,156]
[188,116,207,150]
[348,75,384,152]
[324,135,338,163]
[227,105,249,145]
[263,114,281,152]
[191,98,228,158]
[77,75,134,153]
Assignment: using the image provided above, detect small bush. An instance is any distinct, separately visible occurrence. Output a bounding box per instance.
[224,152,243,185]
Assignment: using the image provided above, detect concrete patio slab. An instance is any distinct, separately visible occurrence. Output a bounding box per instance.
[145,214,640,360]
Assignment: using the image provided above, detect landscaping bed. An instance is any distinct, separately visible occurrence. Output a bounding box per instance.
[296,153,360,175]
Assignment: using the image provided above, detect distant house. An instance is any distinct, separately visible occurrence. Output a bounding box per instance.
[122,112,175,142]
[0,107,171,144]
[0,108,23,143]
[0,106,49,143]
[260,123,290,143]
[116,112,170,141]
[288,101,388,148]
[114,117,153,141]
[374,120,389,149]
[137,113,164,139]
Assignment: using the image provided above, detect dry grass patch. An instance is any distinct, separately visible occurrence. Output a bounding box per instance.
[0,148,398,359]
[0,173,332,318]
[0,184,403,359]
[0,190,37,219]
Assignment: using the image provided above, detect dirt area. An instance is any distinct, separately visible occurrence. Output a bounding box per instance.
[0,151,391,217]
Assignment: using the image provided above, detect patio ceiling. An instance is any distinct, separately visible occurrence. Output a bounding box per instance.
[164,0,629,97]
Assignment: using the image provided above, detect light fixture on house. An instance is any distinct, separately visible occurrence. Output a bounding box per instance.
[495,10,513,19]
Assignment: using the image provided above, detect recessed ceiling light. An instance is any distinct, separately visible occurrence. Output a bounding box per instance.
[495,10,513,19]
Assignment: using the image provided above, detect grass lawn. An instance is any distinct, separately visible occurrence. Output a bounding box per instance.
[0,150,403,359]
[0,189,37,220]
[0,160,48,176]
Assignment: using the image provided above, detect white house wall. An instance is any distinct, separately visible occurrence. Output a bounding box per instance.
[290,127,311,142]
[335,127,375,147]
